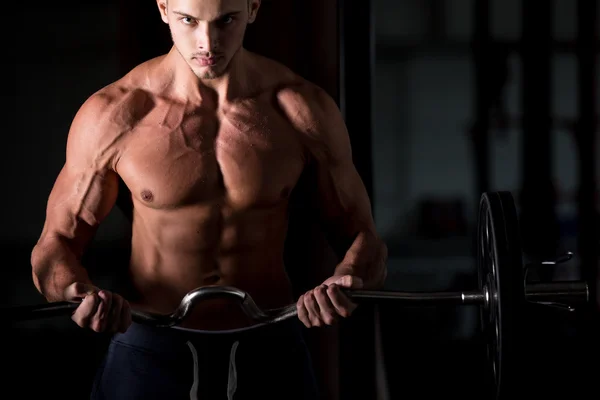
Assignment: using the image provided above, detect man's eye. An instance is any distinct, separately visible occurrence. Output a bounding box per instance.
[182,17,195,25]
[221,16,234,24]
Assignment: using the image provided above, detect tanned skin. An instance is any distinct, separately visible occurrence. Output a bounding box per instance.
[30,0,387,332]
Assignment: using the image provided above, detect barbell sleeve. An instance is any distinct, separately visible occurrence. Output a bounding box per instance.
[343,289,481,304]
[344,281,589,305]
[523,281,589,303]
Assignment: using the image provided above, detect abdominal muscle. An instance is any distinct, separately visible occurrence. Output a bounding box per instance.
[124,202,296,331]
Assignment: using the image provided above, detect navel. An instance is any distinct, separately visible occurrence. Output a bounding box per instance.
[140,189,154,202]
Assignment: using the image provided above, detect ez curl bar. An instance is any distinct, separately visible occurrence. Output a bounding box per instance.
[5,191,589,400]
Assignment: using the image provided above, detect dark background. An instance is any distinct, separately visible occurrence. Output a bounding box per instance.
[3,0,599,399]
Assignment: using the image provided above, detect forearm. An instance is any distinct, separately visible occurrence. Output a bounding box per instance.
[31,236,93,302]
[333,229,388,289]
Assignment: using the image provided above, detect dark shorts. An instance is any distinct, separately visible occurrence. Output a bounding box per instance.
[90,319,320,400]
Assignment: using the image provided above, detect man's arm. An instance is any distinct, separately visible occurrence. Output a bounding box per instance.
[309,90,387,289]
[31,93,120,302]
[282,85,388,290]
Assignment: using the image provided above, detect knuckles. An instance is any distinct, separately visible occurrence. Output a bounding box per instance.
[71,292,130,333]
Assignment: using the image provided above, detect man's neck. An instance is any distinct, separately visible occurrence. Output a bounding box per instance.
[166,46,253,104]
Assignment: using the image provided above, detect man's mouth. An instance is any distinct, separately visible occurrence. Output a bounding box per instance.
[194,56,220,67]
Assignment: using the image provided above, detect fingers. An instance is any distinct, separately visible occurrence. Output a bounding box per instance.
[71,289,131,334]
[296,296,310,327]
[103,294,132,334]
[296,284,355,328]
[304,287,322,327]
[297,291,324,328]
[314,285,337,325]
[327,284,357,318]
[94,290,111,332]
[106,294,131,334]
[72,292,100,329]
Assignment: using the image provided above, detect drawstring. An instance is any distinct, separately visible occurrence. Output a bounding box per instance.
[186,340,240,400]
[186,341,200,399]
[227,341,240,399]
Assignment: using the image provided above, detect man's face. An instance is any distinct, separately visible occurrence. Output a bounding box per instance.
[157,0,260,79]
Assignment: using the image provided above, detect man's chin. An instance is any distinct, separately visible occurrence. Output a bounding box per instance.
[193,67,225,80]
[200,72,222,79]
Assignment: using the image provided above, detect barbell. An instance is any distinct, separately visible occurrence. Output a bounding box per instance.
[5,191,590,399]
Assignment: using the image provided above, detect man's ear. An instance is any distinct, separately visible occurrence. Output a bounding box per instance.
[248,0,262,24]
[156,0,169,24]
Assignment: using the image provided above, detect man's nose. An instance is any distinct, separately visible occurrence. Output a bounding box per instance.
[196,22,219,53]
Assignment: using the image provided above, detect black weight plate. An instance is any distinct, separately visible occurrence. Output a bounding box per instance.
[477,191,525,399]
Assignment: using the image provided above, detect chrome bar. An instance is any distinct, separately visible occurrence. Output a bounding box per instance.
[5,281,588,328]
[343,289,483,304]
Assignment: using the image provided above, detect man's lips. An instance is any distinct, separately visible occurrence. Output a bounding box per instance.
[194,56,221,66]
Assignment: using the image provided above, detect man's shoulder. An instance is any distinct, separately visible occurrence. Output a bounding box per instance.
[276,81,336,114]
[67,81,153,167]
[249,55,347,148]
[270,76,341,137]
[249,52,337,111]
[78,56,163,128]
[65,58,162,168]
[74,80,152,134]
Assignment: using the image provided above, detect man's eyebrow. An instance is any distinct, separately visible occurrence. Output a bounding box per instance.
[172,10,242,20]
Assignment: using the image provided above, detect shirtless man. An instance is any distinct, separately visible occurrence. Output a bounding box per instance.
[30,0,387,398]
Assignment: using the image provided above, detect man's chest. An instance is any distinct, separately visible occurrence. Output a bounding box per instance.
[116,106,307,209]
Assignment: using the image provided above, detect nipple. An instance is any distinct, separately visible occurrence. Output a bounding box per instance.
[141,190,154,202]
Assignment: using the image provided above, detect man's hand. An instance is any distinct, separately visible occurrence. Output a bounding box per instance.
[64,282,132,333]
[296,275,363,328]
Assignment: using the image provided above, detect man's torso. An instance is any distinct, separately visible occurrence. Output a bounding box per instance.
[100,54,315,330]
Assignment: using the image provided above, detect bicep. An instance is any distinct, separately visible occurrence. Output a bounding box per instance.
[40,97,120,253]
[310,102,375,237]
[42,162,119,253]
[315,147,374,236]
[279,83,375,236]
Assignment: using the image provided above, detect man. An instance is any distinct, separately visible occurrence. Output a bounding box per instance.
[30,0,387,398]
